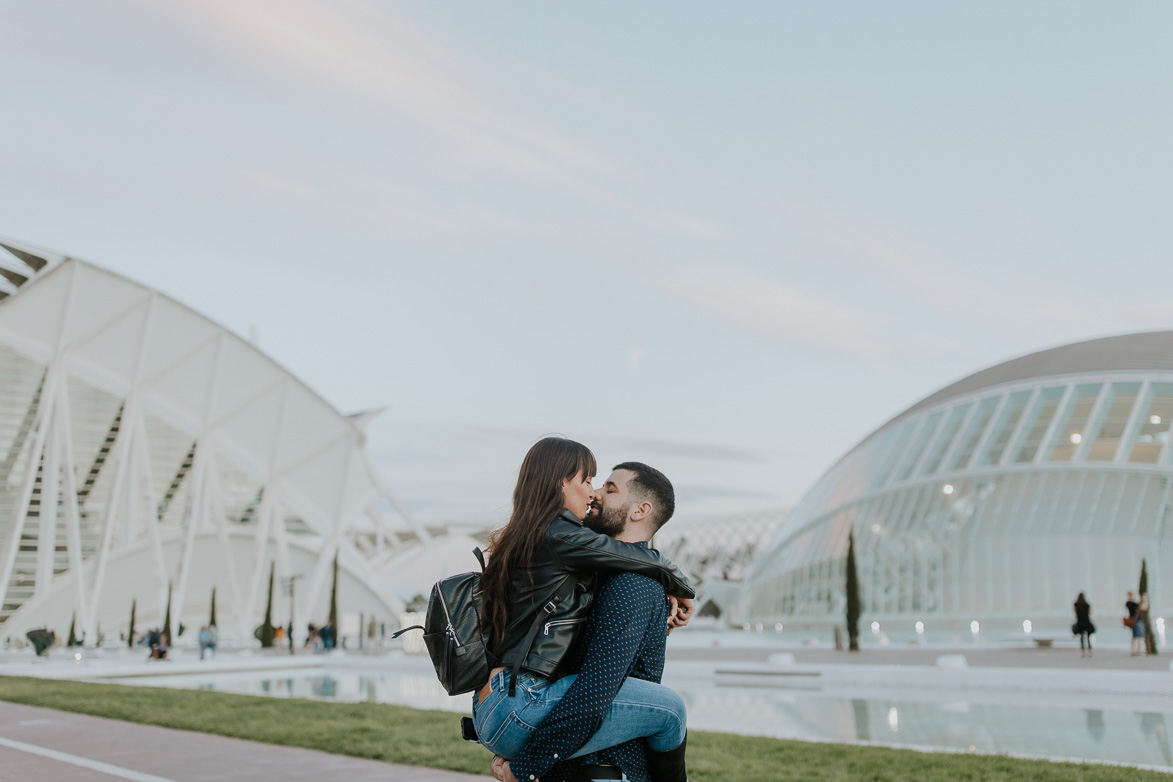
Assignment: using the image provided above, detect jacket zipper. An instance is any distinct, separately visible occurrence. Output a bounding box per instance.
[543,618,586,636]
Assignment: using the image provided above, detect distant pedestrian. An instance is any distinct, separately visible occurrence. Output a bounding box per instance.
[320,622,334,650]
[198,625,211,660]
[1126,591,1145,656]
[1073,592,1095,656]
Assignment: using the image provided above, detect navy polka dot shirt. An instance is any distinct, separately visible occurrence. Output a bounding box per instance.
[509,546,668,782]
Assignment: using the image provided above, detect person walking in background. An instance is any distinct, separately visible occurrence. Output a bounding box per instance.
[1126,591,1145,656]
[198,625,211,660]
[1073,593,1095,657]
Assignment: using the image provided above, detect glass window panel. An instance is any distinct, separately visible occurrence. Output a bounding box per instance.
[893,411,944,482]
[949,396,1000,471]
[974,390,1032,467]
[918,402,972,476]
[1085,382,1142,461]
[1130,383,1173,463]
[1045,383,1103,462]
[1012,386,1067,464]
[869,419,917,490]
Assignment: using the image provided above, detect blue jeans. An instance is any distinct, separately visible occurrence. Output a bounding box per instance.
[472,669,687,760]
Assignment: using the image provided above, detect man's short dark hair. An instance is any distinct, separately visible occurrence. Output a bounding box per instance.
[613,462,675,533]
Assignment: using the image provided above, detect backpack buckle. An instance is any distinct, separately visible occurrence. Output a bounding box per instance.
[543,601,557,614]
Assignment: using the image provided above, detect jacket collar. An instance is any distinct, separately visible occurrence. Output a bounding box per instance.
[558,508,584,526]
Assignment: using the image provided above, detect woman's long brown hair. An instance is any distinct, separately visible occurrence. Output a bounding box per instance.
[482,437,597,648]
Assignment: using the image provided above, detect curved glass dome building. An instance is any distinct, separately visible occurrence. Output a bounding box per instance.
[736,332,1173,636]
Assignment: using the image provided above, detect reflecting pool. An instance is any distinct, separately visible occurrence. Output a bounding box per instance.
[104,655,1173,772]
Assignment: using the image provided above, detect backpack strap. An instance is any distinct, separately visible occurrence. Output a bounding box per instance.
[473,547,486,570]
[508,574,577,697]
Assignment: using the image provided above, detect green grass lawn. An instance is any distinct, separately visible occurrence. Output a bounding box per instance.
[0,676,1164,781]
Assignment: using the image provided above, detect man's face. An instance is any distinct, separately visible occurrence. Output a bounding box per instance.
[585,468,637,537]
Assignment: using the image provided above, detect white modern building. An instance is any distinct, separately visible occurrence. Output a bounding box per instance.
[736,333,1173,636]
[0,238,418,648]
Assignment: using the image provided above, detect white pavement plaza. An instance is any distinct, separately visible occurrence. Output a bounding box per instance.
[0,700,482,782]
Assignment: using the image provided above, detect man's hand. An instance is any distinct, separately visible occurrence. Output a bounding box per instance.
[492,757,523,782]
[667,596,695,633]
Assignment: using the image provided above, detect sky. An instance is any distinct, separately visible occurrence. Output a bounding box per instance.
[3,1,1172,529]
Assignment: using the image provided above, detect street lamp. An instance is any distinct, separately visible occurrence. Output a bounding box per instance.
[281,575,303,655]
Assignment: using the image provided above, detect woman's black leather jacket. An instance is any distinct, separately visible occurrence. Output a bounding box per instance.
[491,510,695,681]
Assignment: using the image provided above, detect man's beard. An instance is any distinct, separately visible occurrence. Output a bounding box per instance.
[585,502,628,537]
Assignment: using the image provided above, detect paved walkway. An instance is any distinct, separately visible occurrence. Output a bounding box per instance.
[0,701,485,782]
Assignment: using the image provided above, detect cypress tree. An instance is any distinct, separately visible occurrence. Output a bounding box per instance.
[846,530,861,652]
[260,562,276,647]
[1140,559,1157,655]
[328,550,339,646]
[67,613,77,647]
[162,583,173,646]
[209,587,217,628]
[128,599,136,649]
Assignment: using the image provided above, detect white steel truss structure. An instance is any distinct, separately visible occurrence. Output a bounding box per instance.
[735,332,1173,634]
[0,238,418,647]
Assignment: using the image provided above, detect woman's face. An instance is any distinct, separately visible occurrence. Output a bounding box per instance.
[561,469,595,519]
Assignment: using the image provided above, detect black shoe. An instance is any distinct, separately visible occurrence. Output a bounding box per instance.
[647,732,688,782]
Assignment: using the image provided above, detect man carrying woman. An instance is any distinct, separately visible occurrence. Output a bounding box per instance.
[473,437,694,782]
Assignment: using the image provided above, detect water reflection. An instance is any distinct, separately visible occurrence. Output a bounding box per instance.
[110,667,1173,772]
[1137,712,1172,766]
[677,686,1173,771]
[852,699,869,741]
[1086,709,1105,743]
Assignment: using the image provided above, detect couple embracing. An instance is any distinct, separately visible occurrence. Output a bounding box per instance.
[473,436,695,782]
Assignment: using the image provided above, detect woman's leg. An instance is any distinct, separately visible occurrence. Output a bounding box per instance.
[564,676,687,758]
[473,670,564,759]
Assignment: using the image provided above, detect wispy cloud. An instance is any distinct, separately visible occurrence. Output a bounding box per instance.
[645,264,889,359]
[138,0,612,188]
[774,198,1130,340]
[224,164,466,236]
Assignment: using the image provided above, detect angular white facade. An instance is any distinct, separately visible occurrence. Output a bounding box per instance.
[737,333,1173,634]
[0,239,406,646]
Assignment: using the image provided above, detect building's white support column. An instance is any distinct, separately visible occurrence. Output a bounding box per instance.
[172,442,207,643]
[361,451,428,543]
[373,508,384,562]
[205,447,246,641]
[130,408,170,635]
[0,368,58,616]
[269,497,301,647]
[84,404,134,643]
[304,527,342,629]
[34,383,62,599]
[243,487,277,632]
[54,382,91,642]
